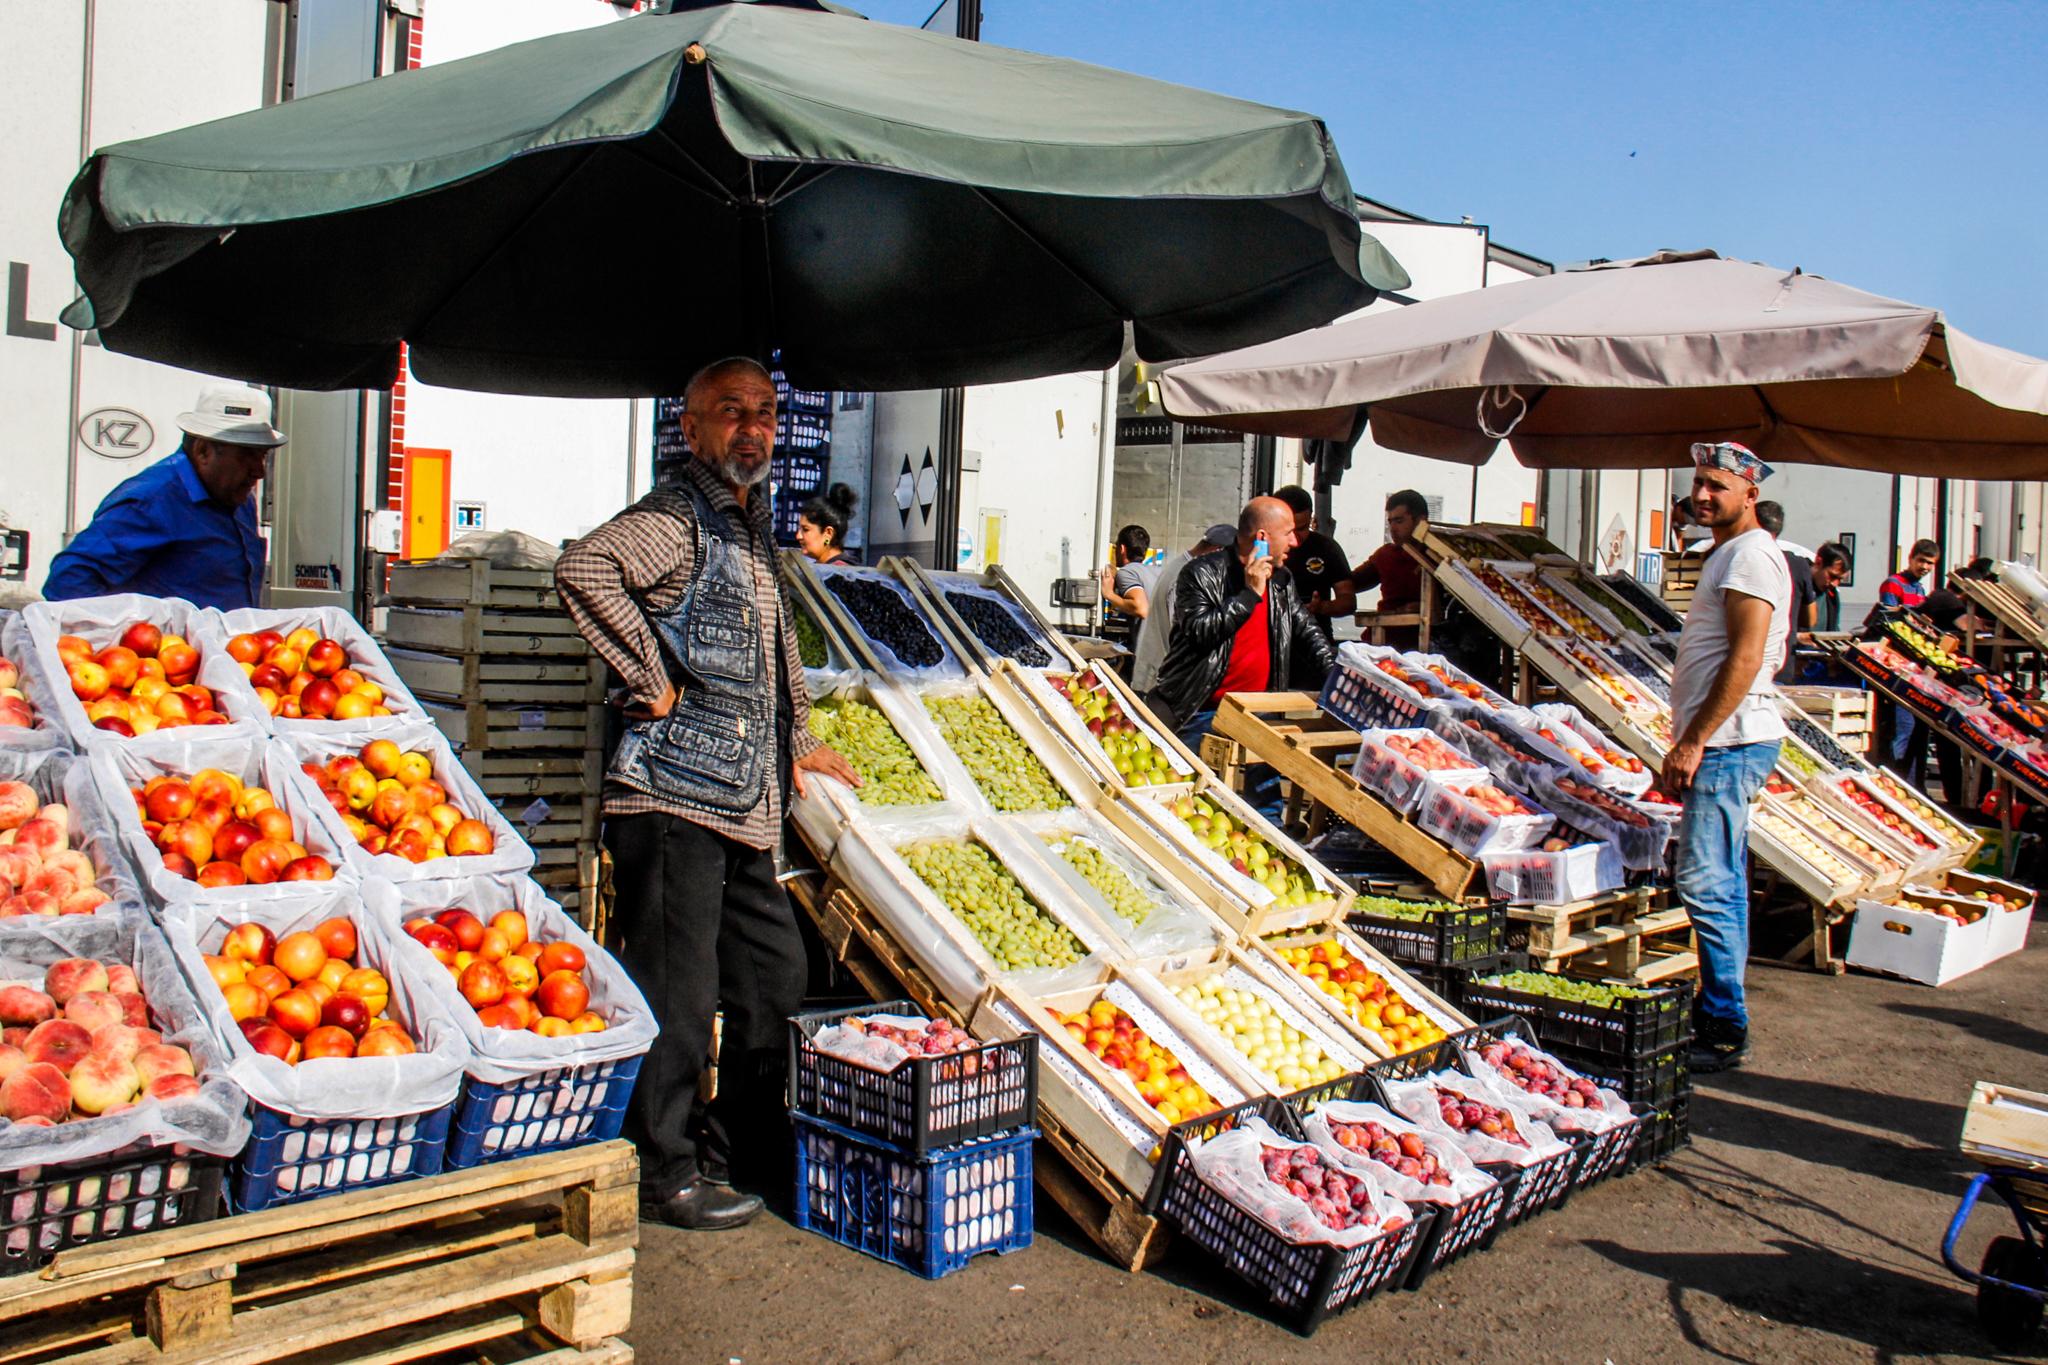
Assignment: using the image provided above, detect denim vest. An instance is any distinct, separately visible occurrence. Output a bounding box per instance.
[608,483,776,817]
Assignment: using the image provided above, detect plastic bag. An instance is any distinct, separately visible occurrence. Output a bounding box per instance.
[812,563,964,681]
[1526,770,1663,873]
[938,580,1063,672]
[1380,1070,1569,1166]
[1186,1116,1412,1248]
[199,606,428,736]
[1350,727,1488,813]
[908,676,1091,814]
[1416,771,1555,857]
[1398,650,1516,713]
[0,613,65,753]
[1300,1097,1497,1205]
[433,534,559,570]
[160,884,469,1120]
[1530,702,1655,795]
[1460,1035,1635,1135]
[1424,705,1548,792]
[809,1012,941,1073]
[287,719,534,883]
[19,594,267,745]
[0,909,252,1168]
[0,749,144,935]
[1013,808,1227,969]
[87,733,356,911]
[361,874,652,1086]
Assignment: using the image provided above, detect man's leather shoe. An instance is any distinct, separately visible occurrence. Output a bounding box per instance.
[641,1178,763,1231]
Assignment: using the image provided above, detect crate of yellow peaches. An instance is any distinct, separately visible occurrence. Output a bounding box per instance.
[1255,930,1471,1062]
[204,606,424,730]
[366,876,655,1167]
[292,722,532,881]
[164,889,470,1209]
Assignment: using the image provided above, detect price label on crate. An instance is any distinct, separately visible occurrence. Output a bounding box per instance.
[518,708,547,732]
[520,798,552,831]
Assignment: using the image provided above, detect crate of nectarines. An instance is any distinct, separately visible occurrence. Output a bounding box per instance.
[289,720,534,882]
[364,875,653,1168]
[163,885,470,1209]
[0,613,65,752]
[0,911,254,1269]
[19,593,268,746]
[87,734,353,908]
[200,606,426,733]
[0,748,144,933]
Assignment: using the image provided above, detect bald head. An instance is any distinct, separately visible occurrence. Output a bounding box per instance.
[1237,496,1297,563]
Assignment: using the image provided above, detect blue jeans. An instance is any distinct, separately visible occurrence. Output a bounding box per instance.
[1674,740,1781,1030]
[1891,708,1917,762]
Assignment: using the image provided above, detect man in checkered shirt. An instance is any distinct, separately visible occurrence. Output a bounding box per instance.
[557,358,857,1231]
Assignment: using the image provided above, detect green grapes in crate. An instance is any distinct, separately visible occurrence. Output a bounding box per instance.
[1045,835,1150,925]
[1352,893,1467,923]
[792,600,831,669]
[1480,970,1649,1006]
[806,697,941,806]
[903,839,1085,970]
[924,695,1071,811]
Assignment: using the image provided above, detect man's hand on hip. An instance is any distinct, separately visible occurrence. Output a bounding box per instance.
[1244,556,1274,597]
[627,685,677,721]
[794,744,861,798]
[1660,737,1704,799]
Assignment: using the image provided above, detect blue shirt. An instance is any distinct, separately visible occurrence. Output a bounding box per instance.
[44,451,265,611]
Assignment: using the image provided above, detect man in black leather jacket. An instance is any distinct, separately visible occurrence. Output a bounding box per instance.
[1147,496,1335,750]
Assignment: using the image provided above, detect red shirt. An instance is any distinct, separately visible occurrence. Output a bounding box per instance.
[1211,595,1271,703]
[1357,541,1423,609]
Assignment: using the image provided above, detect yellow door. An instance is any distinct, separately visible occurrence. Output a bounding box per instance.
[402,449,451,561]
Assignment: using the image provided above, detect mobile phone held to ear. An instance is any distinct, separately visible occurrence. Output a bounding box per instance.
[1252,533,1270,561]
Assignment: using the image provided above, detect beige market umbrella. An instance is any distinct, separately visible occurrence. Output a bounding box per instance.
[1156,249,2048,477]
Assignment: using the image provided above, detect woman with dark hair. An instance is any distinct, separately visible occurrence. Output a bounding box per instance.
[795,483,861,565]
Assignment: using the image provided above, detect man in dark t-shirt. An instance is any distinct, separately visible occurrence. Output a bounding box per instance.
[1273,486,1349,643]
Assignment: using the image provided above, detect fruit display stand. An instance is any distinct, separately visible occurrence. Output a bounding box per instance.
[1203,692,1483,902]
[892,559,1086,674]
[0,1139,638,1365]
[1245,923,1473,1059]
[379,561,604,920]
[1953,570,2048,662]
[993,660,1202,796]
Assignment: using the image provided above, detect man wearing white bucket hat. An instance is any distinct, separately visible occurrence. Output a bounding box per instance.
[44,383,283,611]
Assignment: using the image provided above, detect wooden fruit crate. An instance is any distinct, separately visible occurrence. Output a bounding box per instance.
[423,698,607,755]
[0,1141,637,1365]
[1781,685,1874,753]
[1656,551,1706,615]
[1961,1081,2048,1175]
[385,606,593,660]
[386,648,606,707]
[388,560,565,614]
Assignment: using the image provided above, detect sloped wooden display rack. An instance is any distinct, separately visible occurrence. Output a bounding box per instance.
[0,1143,638,1365]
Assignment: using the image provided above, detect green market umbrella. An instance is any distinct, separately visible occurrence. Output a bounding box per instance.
[58,0,1405,396]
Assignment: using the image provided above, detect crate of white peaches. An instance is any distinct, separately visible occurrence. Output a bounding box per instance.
[0,749,144,931]
[1127,954,1370,1101]
[0,912,253,1270]
[973,976,1249,1194]
[830,814,1121,1008]
[1014,806,1229,974]
[90,732,353,909]
[202,605,426,733]
[20,593,269,745]
[0,612,65,751]
[793,674,976,859]
[163,886,469,1209]
[364,875,654,1167]
[290,720,533,882]
[1250,927,1471,1062]
[1100,781,1347,937]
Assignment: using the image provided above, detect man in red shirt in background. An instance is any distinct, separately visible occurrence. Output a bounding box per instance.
[1312,489,1430,649]
[1146,496,1333,758]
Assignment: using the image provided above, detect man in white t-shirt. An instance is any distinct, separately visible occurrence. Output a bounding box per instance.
[1664,441,1791,1075]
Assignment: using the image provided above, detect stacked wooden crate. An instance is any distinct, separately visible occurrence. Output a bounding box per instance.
[380,559,606,919]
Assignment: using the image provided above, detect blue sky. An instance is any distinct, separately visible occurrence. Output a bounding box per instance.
[864,0,2048,357]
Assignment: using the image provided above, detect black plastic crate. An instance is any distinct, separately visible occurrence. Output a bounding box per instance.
[1455,973,1692,1060]
[788,1000,1037,1155]
[1403,951,1520,1011]
[1548,1039,1688,1112]
[1632,1097,1692,1168]
[2,1147,226,1271]
[1347,899,1505,968]
[1482,1142,1579,1226]
[1143,1096,1274,1214]
[1151,1103,1435,1336]
[1455,1015,1653,1188]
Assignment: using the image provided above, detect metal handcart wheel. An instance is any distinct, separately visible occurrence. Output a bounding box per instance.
[1942,1169,2048,1349]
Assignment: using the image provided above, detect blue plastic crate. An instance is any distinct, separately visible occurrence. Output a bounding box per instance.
[231,1102,453,1212]
[445,1054,642,1169]
[792,1114,1034,1279]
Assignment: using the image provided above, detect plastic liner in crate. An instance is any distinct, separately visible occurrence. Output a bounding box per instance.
[1347,896,1504,968]
[792,1113,1033,1280]
[1368,1067,1578,1226]
[1548,1038,1688,1113]
[1459,1016,1646,1188]
[1149,1101,1433,1335]
[789,999,1037,1155]
[1457,973,1692,1060]
[1,1147,227,1272]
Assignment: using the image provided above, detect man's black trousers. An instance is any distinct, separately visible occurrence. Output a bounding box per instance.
[602,812,807,1195]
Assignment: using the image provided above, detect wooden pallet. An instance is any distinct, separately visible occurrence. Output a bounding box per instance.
[388,560,565,614]
[1508,886,1696,984]
[423,698,606,755]
[385,607,593,661]
[783,871,1170,1273]
[0,1142,637,1365]
[385,649,605,707]
[1781,685,1874,751]
[1206,691,1483,900]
